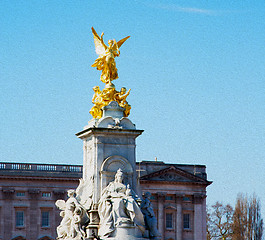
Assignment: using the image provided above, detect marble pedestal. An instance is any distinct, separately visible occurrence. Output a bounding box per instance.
[75,102,145,240]
[100,222,146,240]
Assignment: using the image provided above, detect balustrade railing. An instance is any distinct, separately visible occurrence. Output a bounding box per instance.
[0,162,82,173]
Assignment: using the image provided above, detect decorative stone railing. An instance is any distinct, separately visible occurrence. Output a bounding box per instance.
[0,162,82,173]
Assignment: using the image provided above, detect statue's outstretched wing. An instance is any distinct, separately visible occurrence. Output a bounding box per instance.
[117,36,130,48]
[91,27,107,56]
[55,199,66,210]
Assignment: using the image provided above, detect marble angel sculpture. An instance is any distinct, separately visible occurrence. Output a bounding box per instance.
[141,192,161,239]
[98,169,145,238]
[56,189,90,240]
[75,176,94,211]
[91,27,130,85]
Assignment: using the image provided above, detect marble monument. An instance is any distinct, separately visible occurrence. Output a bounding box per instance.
[56,27,160,240]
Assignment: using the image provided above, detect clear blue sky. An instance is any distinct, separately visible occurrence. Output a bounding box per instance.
[1,0,265,216]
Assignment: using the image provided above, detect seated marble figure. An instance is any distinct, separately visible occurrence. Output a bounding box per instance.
[98,169,145,238]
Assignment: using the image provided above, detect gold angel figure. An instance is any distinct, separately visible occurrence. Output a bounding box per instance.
[91,27,130,85]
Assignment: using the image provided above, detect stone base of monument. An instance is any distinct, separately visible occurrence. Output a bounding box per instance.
[85,225,99,240]
[84,101,136,130]
[100,222,148,240]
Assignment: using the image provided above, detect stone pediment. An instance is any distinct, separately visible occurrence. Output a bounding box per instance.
[140,166,211,185]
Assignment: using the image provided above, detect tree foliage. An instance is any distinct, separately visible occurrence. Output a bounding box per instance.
[207,202,233,240]
[207,194,263,240]
[232,193,263,240]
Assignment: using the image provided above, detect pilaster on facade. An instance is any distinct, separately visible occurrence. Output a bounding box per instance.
[175,193,184,240]
[193,194,206,240]
[2,188,14,239]
[28,189,40,200]
[53,190,65,200]
[156,192,166,239]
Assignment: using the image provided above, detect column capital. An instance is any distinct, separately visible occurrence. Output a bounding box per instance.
[175,193,185,204]
[193,193,206,204]
[2,187,15,200]
[156,192,167,199]
[53,190,65,200]
[28,188,40,200]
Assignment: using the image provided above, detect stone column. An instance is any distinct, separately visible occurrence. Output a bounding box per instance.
[157,192,166,240]
[176,194,184,240]
[193,194,205,240]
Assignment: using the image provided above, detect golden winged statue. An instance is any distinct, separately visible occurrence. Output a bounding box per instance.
[91,27,130,86]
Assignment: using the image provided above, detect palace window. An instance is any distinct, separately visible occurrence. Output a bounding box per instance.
[12,236,26,240]
[42,192,51,197]
[16,211,24,227]
[165,195,173,200]
[166,213,173,229]
[183,214,190,229]
[41,211,50,227]
[16,191,25,197]
[183,196,192,202]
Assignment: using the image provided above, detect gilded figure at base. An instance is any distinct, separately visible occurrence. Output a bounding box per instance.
[101,86,116,106]
[90,86,132,119]
[115,87,131,117]
[89,86,103,119]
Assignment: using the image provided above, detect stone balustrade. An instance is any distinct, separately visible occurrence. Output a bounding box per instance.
[0,162,82,173]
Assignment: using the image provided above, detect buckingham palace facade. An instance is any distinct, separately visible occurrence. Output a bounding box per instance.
[0,161,211,240]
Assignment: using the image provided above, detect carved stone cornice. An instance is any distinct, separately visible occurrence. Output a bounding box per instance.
[0,175,80,182]
[76,127,144,140]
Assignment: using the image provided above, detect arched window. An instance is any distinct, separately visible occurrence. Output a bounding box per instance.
[38,236,53,240]
[12,236,26,240]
